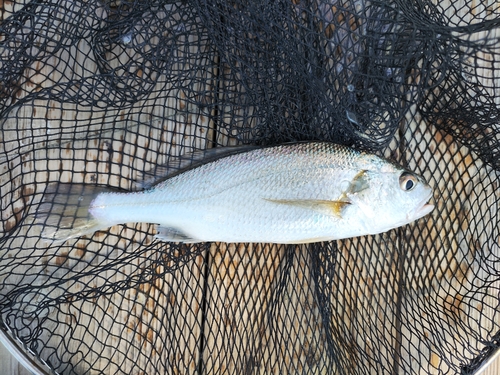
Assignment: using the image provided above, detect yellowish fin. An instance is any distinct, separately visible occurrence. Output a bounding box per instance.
[265,199,350,218]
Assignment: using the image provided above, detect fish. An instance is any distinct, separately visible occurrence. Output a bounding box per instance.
[36,142,434,244]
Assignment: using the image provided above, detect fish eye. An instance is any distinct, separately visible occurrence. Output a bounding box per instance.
[399,172,418,191]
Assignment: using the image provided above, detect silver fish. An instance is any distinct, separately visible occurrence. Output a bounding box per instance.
[37,142,434,244]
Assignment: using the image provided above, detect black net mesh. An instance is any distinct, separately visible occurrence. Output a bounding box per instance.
[0,0,499,374]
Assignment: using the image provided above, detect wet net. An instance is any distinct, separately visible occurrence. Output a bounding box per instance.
[0,0,499,374]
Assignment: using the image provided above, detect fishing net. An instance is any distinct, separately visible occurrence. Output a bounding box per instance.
[0,0,499,374]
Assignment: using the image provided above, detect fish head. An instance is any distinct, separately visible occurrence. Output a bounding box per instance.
[345,162,434,235]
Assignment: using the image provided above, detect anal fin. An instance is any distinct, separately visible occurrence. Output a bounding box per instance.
[155,226,201,243]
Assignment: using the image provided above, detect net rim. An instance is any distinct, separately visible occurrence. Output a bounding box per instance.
[0,327,47,375]
[471,348,500,375]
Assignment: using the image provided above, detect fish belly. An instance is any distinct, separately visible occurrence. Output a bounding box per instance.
[88,187,352,243]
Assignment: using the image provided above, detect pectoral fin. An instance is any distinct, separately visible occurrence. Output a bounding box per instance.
[347,170,370,194]
[265,199,350,218]
[337,170,370,203]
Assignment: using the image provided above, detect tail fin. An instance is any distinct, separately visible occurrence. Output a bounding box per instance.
[36,183,114,242]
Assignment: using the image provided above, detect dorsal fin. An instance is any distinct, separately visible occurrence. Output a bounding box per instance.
[132,145,260,190]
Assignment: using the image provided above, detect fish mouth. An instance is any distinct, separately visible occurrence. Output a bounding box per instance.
[413,203,435,219]
[409,190,435,221]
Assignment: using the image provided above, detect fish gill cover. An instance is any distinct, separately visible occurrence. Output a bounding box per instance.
[0,0,499,374]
